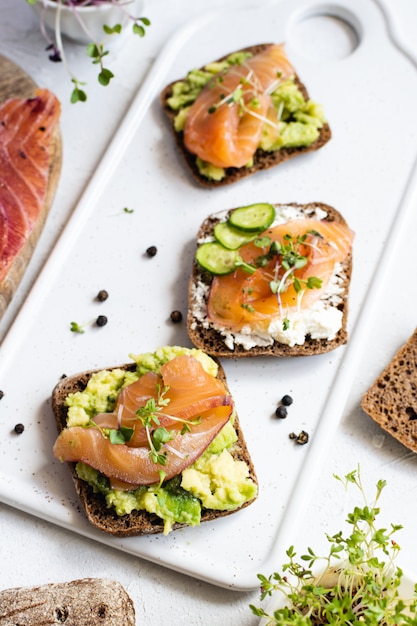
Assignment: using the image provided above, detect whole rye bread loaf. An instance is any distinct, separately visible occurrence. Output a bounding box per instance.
[51,359,258,537]
[187,202,352,358]
[160,43,331,187]
[361,328,417,452]
[0,578,135,625]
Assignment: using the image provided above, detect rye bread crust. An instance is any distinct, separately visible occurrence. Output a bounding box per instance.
[361,328,417,453]
[0,578,135,626]
[187,202,352,358]
[52,359,258,537]
[160,43,331,188]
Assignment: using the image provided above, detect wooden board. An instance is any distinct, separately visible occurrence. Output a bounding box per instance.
[0,55,62,321]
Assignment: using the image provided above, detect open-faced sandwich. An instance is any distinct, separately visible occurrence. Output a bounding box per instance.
[361,328,417,453]
[188,202,354,357]
[160,43,331,186]
[0,87,61,318]
[52,346,258,536]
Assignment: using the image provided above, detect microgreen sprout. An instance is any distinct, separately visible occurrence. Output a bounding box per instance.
[135,385,202,466]
[26,0,151,102]
[70,321,86,333]
[239,232,323,324]
[271,234,322,315]
[108,425,133,444]
[69,316,108,333]
[234,255,257,275]
[88,383,202,465]
[206,67,283,130]
[250,468,417,625]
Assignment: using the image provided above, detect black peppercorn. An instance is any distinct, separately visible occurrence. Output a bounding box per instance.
[97,289,109,302]
[170,310,183,323]
[289,430,309,445]
[14,423,24,434]
[146,246,157,257]
[96,315,108,327]
[275,405,288,419]
[281,394,293,407]
[296,430,309,445]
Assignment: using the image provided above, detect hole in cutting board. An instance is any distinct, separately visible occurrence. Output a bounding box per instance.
[289,9,359,62]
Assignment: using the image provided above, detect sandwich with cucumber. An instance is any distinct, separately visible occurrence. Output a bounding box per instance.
[188,202,354,357]
[52,346,258,536]
[160,43,331,187]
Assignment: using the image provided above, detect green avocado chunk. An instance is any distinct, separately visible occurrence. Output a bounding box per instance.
[76,462,201,533]
[259,81,326,152]
[75,418,254,535]
[195,157,225,182]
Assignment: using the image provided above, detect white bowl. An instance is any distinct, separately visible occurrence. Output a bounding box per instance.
[32,0,144,45]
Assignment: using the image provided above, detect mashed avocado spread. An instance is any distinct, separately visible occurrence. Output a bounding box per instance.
[65,346,257,534]
[167,51,326,180]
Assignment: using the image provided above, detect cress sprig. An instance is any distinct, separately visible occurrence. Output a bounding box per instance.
[135,385,174,466]
[134,385,202,466]
[266,232,323,297]
[250,468,417,625]
[207,68,284,132]
[91,383,202,466]
[135,385,202,466]
[240,232,323,322]
[26,0,151,103]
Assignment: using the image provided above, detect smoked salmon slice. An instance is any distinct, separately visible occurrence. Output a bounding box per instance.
[207,218,354,333]
[0,89,61,283]
[53,355,234,486]
[53,406,232,487]
[183,44,295,169]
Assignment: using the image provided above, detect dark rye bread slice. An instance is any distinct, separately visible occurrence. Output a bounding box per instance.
[51,359,258,537]
[187,202,352,358]
[0,578,135,625]
[160,43,331,188]
[361,328,417,452]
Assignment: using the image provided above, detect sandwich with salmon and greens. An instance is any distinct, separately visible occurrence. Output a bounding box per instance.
[188,202,354,357]
[52,346,258,536]
[160,43,331,186]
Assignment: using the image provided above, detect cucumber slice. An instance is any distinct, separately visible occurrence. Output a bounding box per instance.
[195,242,238,275]
[229,203,276,232]
[213,222,257,250]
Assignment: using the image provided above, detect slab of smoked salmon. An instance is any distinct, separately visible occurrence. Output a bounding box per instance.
[0,55,62,321]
